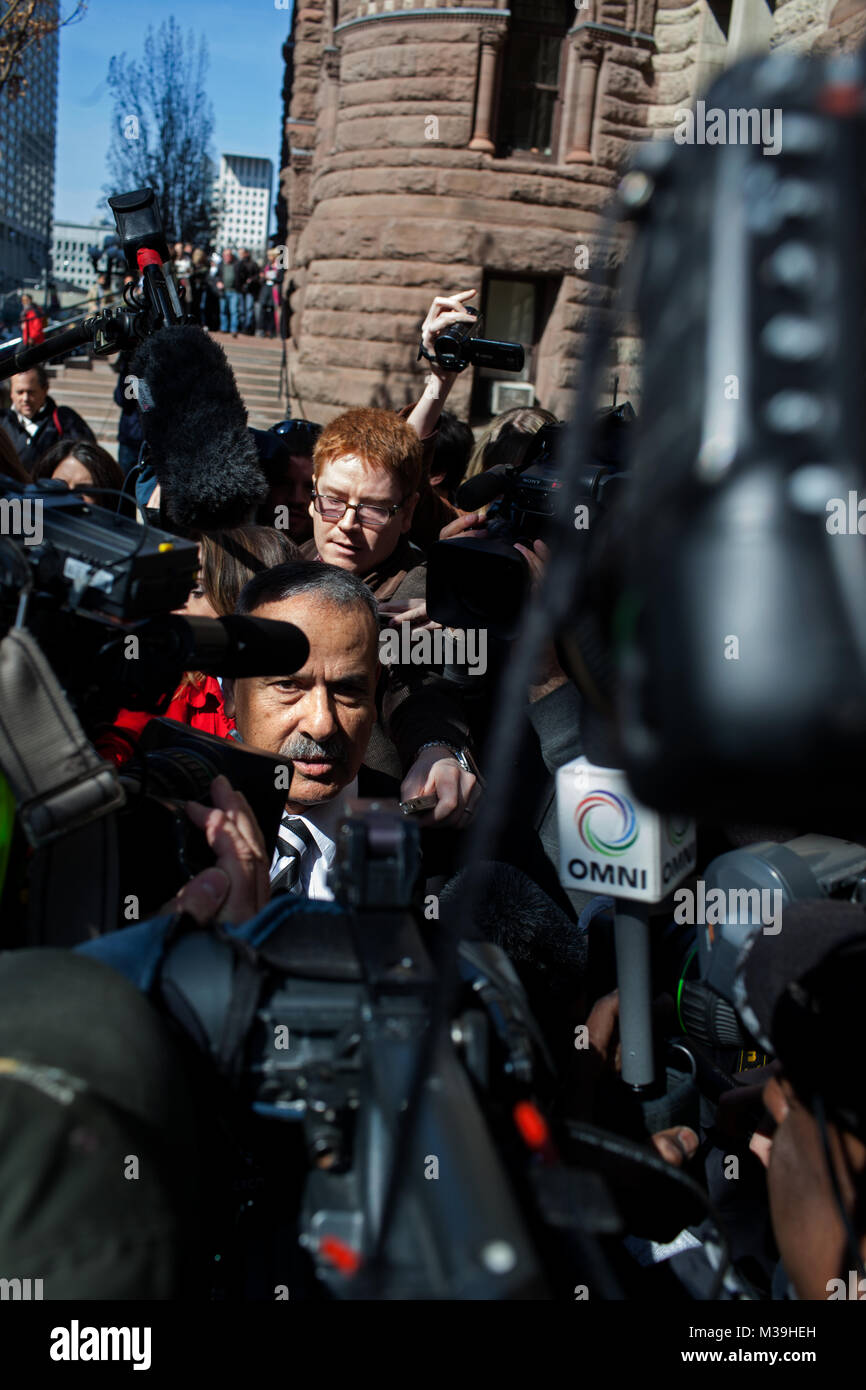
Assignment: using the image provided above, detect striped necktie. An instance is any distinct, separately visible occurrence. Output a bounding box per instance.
[271,815,319,896]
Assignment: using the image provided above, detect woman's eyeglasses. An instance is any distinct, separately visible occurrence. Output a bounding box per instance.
[311,489,402,530]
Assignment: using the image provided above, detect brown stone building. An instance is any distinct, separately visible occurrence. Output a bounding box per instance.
[278,0,866,425]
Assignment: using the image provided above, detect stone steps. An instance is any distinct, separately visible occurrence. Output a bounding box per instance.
[46,331,290,457]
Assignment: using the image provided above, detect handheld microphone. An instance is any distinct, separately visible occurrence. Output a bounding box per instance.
[557,755,696,1091]
[557,757,696,905]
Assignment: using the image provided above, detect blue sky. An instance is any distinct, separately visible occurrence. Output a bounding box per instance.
[55,0,293,226]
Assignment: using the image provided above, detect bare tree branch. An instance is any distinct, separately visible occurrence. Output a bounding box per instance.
[103,17,217,246]
[0,0,87,102]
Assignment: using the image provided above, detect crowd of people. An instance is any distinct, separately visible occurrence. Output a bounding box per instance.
[0,280,864,1308]
[165,240,284,338]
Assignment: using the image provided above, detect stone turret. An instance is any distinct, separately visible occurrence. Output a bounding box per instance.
[277,0,865,424]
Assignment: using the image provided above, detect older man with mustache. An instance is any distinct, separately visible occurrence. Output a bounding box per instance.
[223,559,422,899]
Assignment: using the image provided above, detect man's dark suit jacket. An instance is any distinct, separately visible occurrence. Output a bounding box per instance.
[0,398,95,472]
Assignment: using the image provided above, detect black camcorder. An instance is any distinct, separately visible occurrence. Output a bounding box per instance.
[427,305,525,375]
[0,480,308,729]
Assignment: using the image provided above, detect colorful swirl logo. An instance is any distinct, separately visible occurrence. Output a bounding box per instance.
[575,790,639,857]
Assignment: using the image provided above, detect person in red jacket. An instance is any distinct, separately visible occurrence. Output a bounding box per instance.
[18,295,45,346]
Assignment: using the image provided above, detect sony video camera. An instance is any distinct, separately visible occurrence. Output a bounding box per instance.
[427,406,632,641]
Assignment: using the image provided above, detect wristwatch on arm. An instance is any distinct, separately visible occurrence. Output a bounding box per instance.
[413,741,483,783]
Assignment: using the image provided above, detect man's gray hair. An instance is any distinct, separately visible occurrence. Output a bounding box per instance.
[235,558,379,628]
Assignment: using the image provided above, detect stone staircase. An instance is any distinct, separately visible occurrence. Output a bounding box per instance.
[46,332,289,459]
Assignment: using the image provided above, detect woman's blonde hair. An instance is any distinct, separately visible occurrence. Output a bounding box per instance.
[464,406,558,483]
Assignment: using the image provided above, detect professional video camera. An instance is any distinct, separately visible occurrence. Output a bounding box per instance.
[613,49,866,826]
[0,182,300,942]
[130,800,708,1300]
[427,404,632,641]
[1,187,192,381]
[0,475,310,941]
[0,479,307,728]
[677,834,866,1052]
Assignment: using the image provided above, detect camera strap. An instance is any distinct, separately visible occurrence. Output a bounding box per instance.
[0,627,125,945]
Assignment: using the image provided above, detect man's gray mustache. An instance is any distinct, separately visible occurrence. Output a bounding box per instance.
[280,736,347,763]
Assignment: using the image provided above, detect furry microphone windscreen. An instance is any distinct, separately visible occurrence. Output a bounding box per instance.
[131,327,268,532]
[439,861,588,979]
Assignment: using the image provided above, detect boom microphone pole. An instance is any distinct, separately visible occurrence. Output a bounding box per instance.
[0,188,191,383]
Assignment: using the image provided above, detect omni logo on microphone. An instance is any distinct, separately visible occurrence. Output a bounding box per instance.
[558,757,697,904]
[575,791,639,858]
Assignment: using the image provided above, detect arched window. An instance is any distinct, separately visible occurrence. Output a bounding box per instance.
[496,0,573,158]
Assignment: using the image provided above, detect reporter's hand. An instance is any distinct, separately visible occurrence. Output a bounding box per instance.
[166,774,271,924]
[419,288,478,386]
[400,744,481,828]
[378,596,441,634]
[651,1127,700,1167]
[162,866,232,925]
[512,537,550,594]
[586,989,621,1070]
[439,510,488,540]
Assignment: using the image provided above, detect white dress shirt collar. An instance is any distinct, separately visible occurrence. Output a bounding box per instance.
[270,777,359,901]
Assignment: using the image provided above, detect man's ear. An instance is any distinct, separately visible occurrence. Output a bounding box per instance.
[222,677,236,720]
[429,471,447,489]
[401,491,420,532]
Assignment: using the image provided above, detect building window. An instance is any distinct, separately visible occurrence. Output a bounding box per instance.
[469,272,559,420]
[496,0,573,158]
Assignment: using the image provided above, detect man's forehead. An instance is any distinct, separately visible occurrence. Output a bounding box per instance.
[317,454,400,500]
[252,593,377,657]
[12,374,40,388]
